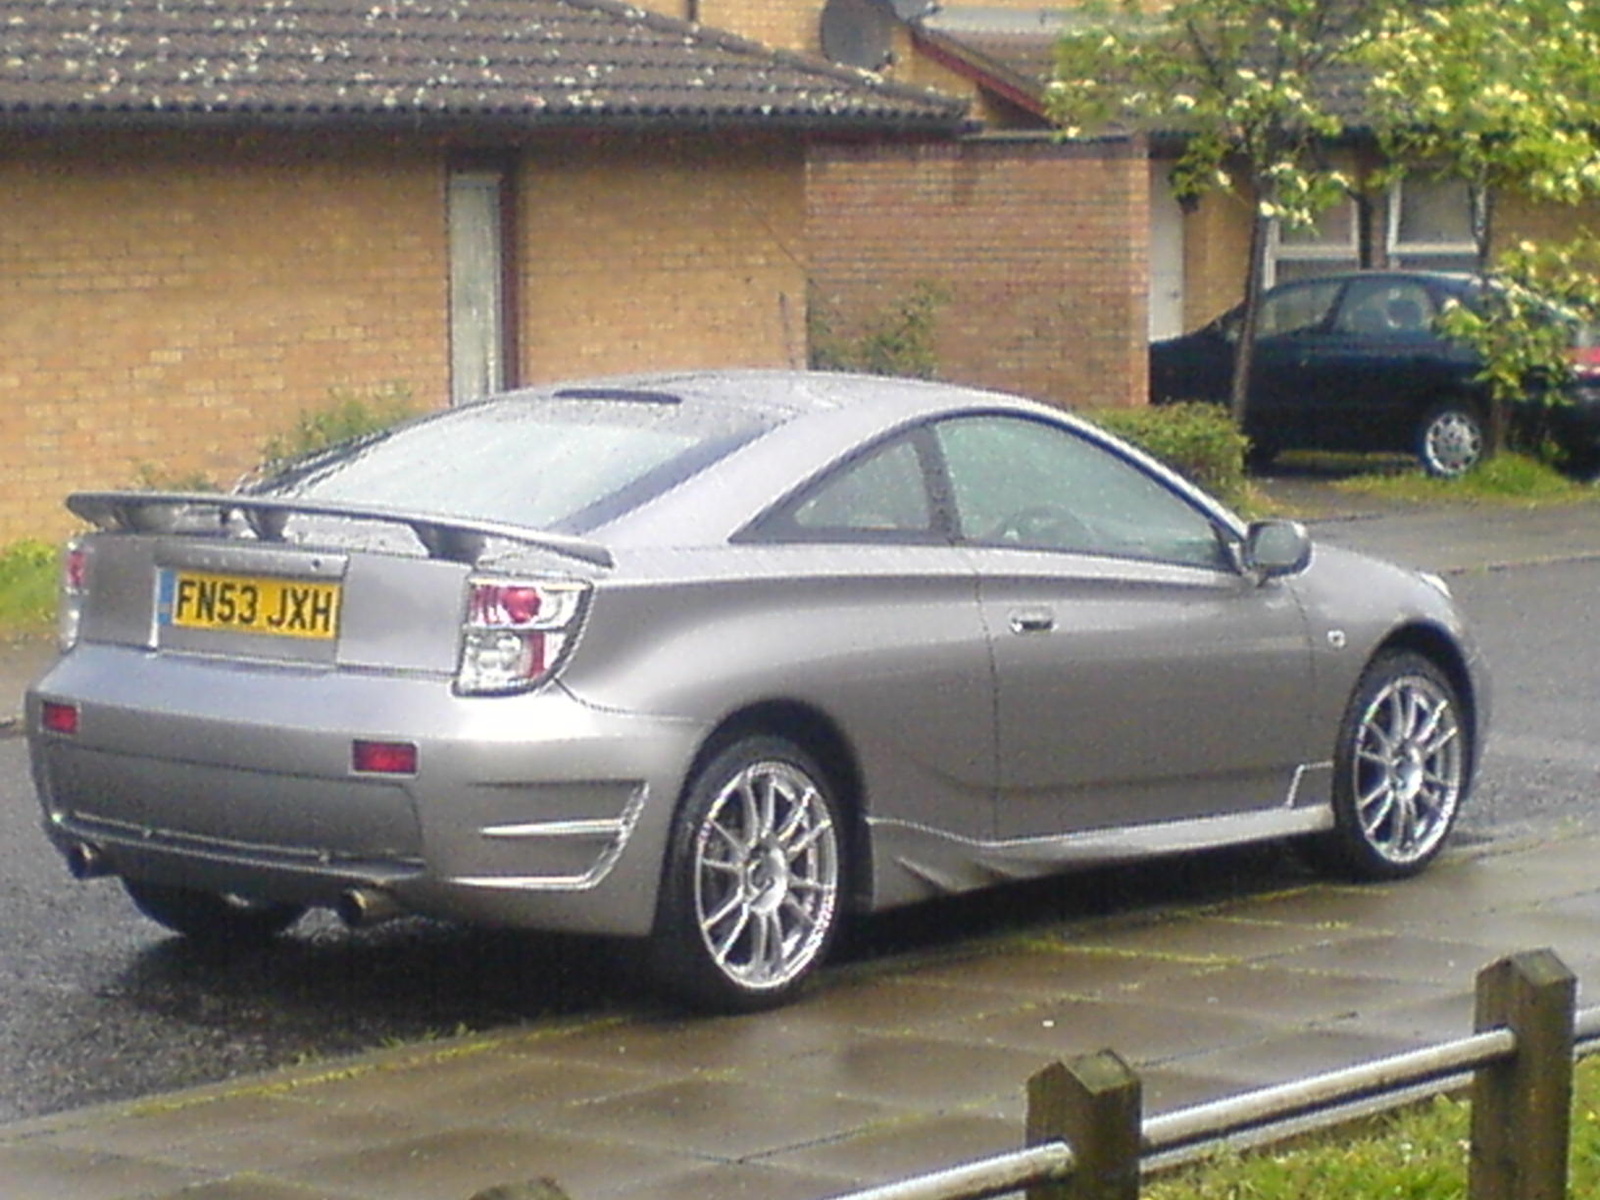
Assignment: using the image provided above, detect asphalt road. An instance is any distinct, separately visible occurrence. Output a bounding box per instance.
[2,556,1598,1124]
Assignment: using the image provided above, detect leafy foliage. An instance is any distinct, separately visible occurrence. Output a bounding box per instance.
[1361,0,1600,264]
[0,540,58,636]
[1436,238,1600,463]
[130,463,223,492]
[259,383,421,473]
[1050,0,1373,217]
[1050,0,1384,422]
[1089,402,1253,511]
[809,283,949,380]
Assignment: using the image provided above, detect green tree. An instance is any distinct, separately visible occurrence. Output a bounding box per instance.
[1362,0,1600,271]
[1361,0,1600,458]
[1049,0,1387,423]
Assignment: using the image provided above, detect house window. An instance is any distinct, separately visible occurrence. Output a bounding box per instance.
[1267,197,1359,285]
[1389,176,1477,272]
[448,170,511,405]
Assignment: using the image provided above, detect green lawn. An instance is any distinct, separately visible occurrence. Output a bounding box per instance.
[1149,1055,1600,1199]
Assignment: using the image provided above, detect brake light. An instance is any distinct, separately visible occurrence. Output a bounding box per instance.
[41,701,79,736]
[456,577,589,695]
[1569,344,1600,381]
[59,539,87,651]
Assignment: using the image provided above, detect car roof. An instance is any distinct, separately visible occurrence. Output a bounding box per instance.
[487,368,992,422]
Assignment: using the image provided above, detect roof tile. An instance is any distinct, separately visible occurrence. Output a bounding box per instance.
[0,0,968,129]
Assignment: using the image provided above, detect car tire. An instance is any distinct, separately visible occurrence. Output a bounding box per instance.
[650,735,844,1012]
[1416,403,1485,478]
[123,880,306,944]
[1313,651,1468,881]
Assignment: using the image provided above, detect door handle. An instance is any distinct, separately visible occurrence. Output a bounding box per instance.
[1008,609,1055,634]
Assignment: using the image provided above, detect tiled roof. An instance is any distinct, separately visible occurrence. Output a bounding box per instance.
[914,6,1373,129]
[0,0,969,130]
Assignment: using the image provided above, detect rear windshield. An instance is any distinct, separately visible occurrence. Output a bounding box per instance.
[252,392,780,533]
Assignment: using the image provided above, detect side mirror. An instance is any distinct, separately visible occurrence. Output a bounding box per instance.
[1242,519,1311,580]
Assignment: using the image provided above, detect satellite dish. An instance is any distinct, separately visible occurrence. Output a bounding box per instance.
[820,0,896,70]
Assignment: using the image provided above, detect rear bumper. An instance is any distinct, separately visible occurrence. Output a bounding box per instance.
[27,644,703,936]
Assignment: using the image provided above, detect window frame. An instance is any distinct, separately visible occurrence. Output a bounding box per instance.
[929,412,1236,572]
[1266,197,1361,287]
[740,426,956,546]
[1387,176,1478,271]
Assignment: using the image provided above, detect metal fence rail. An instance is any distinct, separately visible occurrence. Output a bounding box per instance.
[815,949,1584,1200]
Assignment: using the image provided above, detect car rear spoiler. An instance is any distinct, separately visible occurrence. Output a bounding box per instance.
[66,491,615,569]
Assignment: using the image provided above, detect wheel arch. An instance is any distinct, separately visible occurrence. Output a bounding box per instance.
[671,699,872,912]
[1370,621,1483,770]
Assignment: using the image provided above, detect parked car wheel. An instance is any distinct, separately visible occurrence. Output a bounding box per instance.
[651,736,843,1011]
[1316,651,1468,880]
[123,880,307,944]
[1416,403,1485,477]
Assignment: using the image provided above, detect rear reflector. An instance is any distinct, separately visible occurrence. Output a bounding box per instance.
[352,740,418,776]
[41,702,79,735]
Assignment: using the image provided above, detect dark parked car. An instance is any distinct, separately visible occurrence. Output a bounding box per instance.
[28,370,1486,1011]
[1150,270,1600,476]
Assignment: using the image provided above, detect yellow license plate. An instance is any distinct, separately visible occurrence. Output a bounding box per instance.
[161,570,342,640]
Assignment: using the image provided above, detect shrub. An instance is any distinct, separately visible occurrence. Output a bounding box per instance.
[809,283,949,380]
[0,540,59,637]
[260,382,421,472]
[1088,403,1252,511]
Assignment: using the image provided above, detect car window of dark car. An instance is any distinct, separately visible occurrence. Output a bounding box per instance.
[937,415,1229,570]
[1258,279,1343,338]
[252,395,780,534]
[1334,278,1440,339]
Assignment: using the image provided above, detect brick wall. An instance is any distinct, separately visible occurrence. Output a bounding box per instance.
[656,1,822,53]
[1182,185,1255,330]
[0,130,449,544]
[807,138,1149,411]
[708,0,821,53]
[1496,195,1600,251]
[0,129,811,545]
[517,135,809,381]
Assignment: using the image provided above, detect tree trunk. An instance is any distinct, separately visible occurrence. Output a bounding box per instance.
[1229,205,1273,428]
[1472,182,1506,459]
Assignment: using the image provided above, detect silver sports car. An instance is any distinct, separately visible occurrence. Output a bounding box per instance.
[27,370,1487,1010]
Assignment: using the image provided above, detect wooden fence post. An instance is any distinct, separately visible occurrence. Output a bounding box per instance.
[1027,1051,1141,1200]
[1469,948,1576,1200]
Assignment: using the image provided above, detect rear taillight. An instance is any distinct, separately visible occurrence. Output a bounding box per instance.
[1570,324,1600,381]
[456,577,589,695]
[41,701,79,735]
[1569,345,1600,381]
[58,539,87,651]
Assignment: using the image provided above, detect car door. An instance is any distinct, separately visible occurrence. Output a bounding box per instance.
[744,432,998,841]
[1247,277,1347,448]
[1305,276,1480,451]
[934,414,1317,840]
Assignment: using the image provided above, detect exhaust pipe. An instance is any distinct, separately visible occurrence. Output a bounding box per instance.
[336,886,404,929]
[65,841,112,880]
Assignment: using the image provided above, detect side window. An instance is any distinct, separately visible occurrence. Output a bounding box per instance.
[1333,278,1439,339]
[1258,280,1342,337]
[778,437,935,539]
[937,415,1228,570]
